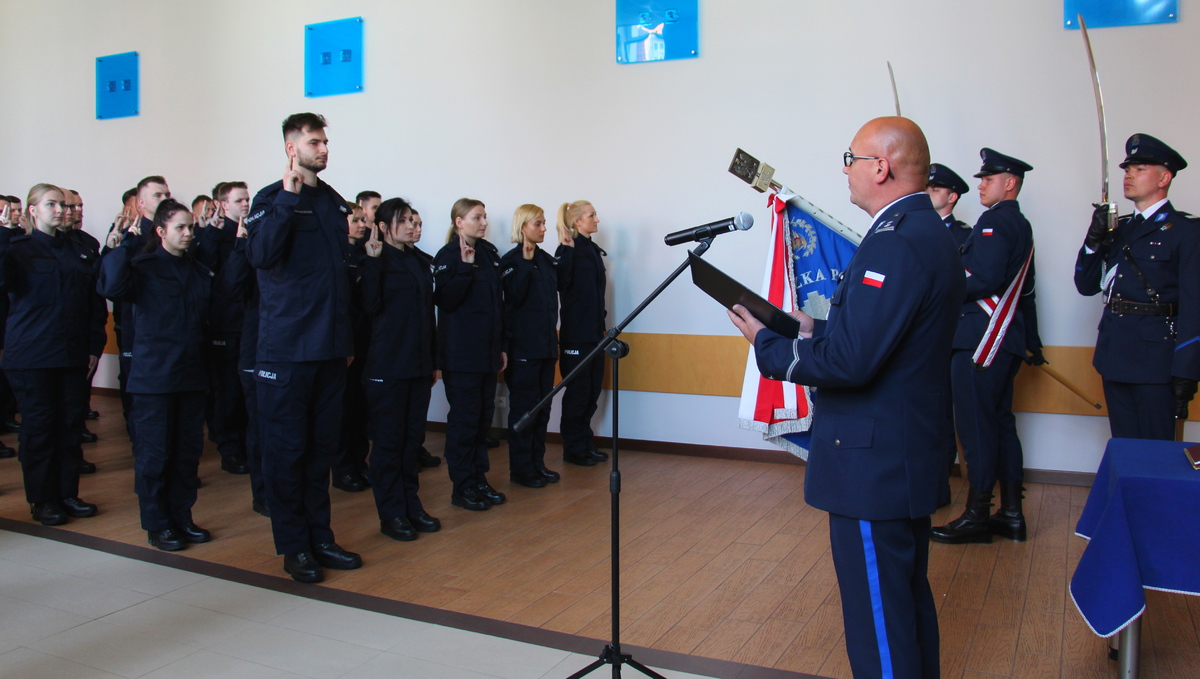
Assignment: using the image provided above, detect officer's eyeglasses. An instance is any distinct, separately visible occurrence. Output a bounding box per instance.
[843,150,895,179]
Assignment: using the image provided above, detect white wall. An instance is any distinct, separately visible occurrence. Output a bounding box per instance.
[2,1,1198,471]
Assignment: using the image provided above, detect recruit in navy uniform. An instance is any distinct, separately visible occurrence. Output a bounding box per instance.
[730,117,962,679]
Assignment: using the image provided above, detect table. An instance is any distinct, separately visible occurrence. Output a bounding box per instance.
[1072,438,1200,678]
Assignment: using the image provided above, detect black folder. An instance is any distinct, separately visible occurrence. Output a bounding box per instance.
[689,252,800,339]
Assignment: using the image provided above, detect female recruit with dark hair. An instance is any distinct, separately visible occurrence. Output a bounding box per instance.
[555,200,609,466]
[433,198,507,511]
[0,184,106,526]
[98,198,213,551]
[501,204,561,487]
[360,197,441,539]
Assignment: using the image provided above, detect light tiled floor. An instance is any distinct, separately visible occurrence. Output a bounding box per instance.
[0,529,715,679]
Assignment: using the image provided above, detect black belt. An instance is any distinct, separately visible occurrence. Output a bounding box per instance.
[1107,299,1177,316]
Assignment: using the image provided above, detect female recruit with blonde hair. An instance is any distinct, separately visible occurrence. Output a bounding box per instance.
[500,204,561,487]
[0,184,105,526]
[433,198,507,511]
[554,200,609,466]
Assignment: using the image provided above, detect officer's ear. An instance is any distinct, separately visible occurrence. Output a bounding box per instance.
[284,139,296,159]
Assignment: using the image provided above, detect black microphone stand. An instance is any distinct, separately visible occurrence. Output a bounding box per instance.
[513,238,714,679]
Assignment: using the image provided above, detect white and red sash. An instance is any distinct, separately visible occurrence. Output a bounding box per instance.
[971,246,1034,369]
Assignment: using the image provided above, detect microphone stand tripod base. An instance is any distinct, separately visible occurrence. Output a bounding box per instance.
[565,645,668,679]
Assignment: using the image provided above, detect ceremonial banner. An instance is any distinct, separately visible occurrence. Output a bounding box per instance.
[738,192,860,457]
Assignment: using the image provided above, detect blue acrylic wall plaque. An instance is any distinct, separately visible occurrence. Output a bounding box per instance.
[305,17,364,97]
[95,51,139,120]
[616,0,698,64]
[1065,0,1178,29]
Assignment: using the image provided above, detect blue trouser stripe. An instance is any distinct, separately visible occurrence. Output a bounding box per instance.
[859,520,894,679]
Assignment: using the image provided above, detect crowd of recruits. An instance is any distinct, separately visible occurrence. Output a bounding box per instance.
[0,112,612,584]
[920,132,1198,547]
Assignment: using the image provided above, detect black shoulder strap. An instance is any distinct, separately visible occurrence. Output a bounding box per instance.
[1120,244,1159,301]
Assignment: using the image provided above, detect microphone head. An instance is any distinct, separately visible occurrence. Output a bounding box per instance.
[734,212,754,231]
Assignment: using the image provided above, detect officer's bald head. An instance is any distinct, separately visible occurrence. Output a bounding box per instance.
[845,117,931,216]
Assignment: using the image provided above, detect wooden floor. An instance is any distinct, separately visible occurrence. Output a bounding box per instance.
[1,395,1197,678]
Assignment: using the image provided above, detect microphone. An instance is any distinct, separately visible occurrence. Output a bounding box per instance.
[664,212,754,246]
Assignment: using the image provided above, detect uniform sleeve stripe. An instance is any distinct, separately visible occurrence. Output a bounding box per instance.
[786,338,803,382]
[1176,336,1200,352]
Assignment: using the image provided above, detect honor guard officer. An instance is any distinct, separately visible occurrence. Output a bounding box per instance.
[934,148,1039,545]
[926,163,973,248]
[246,113,362,583]
[1075,134,1200,440]
[730,117,961,679]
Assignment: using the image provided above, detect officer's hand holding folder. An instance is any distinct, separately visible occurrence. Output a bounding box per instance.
[689,253,801,339]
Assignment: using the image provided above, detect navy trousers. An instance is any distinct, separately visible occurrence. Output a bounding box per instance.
[335,356,370,478]
[256,359,346,555]
[364,377,430,521]
[951,350,1024,492]
[506,358,555,476]
[442,370,495,496]
[6,367,87,503]
[559,344,604,455]
[829,513,939,679]
[130,391,206,531]
[238,368,266,505]
[1102,379,1175,441]
[205,340,247,460]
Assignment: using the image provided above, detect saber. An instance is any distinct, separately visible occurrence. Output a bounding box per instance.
[1032,359,1103,410]
[1078,14,1117,230]
[887,61,901,116]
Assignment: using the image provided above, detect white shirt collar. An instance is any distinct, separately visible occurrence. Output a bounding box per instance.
[1137,198,1169,220]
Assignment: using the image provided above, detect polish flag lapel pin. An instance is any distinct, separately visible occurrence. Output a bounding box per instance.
[863,270,886,288]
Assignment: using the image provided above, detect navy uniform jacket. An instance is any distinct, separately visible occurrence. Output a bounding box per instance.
[361,243,435,380]
[1075,201,1200,383]
[217,238,260,373]
[556,235,606,346]
[0,228,106,370]
[945,214,972,249]
[953,200,1036,358]
[196,217,243,341]
[245,180,353,363]
[753,193,963,520]
[97,243,211,394]
[434,236,503,373]
[103,219,149,353]
[501,246,559,360]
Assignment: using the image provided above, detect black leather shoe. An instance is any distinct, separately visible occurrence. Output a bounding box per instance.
[563,451,598,467]
[78,458,96,474]
[312,542,362,570]
[510,472,547,488]
[86,410,100,421]
[220,454,249,475]
[451,487,490,511]
[31,501,67,526]
[3,418,19,433]
[179,523,211,543]
[148,528,186,551]
[932,488,994,544]
[587,449,609,462]
[418,446,442,468]
[61,497,97,518]
[535,464,560,483]
[0,443,14,459]
[990,482,1028,542]
[407,510,441,533]
[80,427,98,444]
[477,479,506,505]
[332,472,367,492]
[252,498,271,517]
[284,552,323,583]
[381,517,418,542]
[486,435,501,449]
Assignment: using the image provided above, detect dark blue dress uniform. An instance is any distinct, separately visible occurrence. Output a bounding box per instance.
[103,219,149,438]
[98,242,211,534]
[217,237,267,510]
[195,217,247,471]
[361,243,436,523]
[752,193,962,679]
[245,179,354,556]
[1075,133,1200,440]
[334,240,371,487]
[500,245,559,480]
[434,235,504,501]
[927,164,974,248]
[555,234,607,461]
[0,227,106,512]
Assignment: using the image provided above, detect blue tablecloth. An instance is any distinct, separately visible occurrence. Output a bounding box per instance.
[1071,438,1200,637]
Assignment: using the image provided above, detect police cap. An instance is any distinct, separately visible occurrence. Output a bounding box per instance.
[1119,133,1187,174]
[927,163,969,196]
[973,148,1033,178]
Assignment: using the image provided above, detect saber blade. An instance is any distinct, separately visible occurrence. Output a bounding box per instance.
[1078,14,1110,206]
[887,61,901,116]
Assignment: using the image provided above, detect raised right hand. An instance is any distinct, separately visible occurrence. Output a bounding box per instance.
[106,224,124,248]
[460,236,475,264]
[283,154,303,194]
[235,216,247,239]
[0,204,11,229]
[1085,203,1115,250]
[365,221,382,257]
